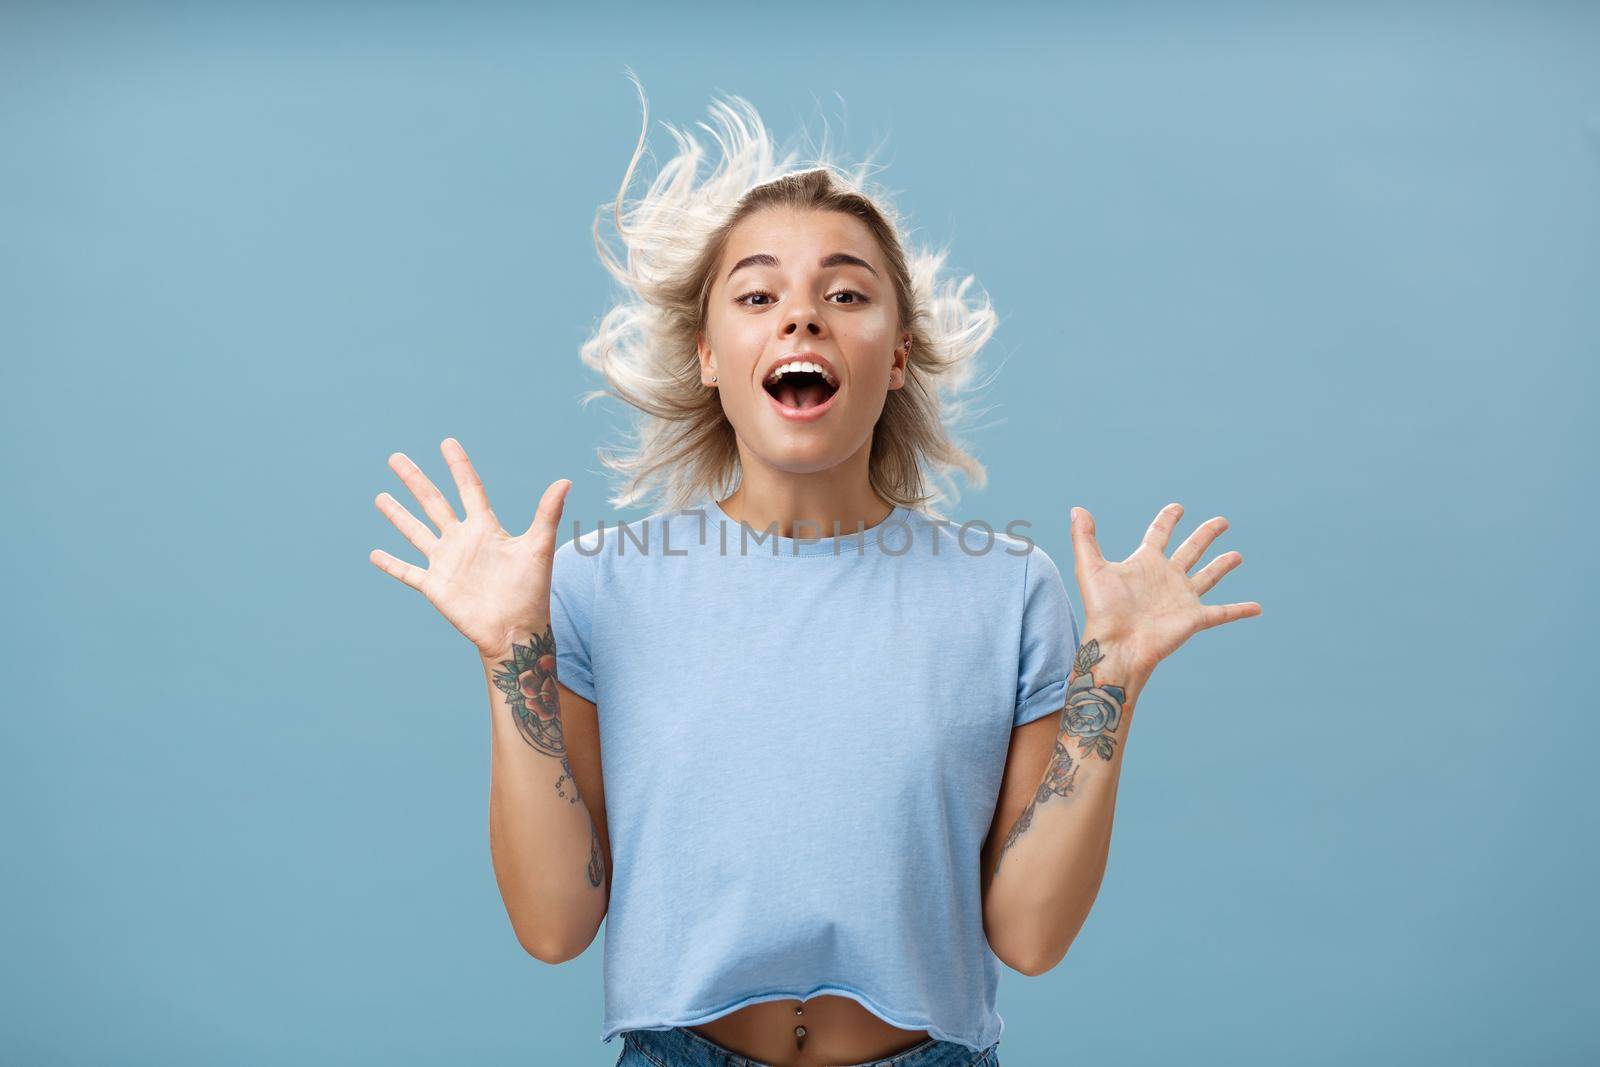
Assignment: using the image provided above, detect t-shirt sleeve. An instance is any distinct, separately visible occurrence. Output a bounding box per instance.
[1013,544,1082,728]
[548,536,598,704]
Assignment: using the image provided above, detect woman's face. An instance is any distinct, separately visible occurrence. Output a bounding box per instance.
[698,206,910,479]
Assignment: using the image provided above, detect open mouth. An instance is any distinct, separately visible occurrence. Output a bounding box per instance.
[763,370,839,412]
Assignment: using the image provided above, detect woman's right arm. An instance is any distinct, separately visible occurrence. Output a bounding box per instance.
[483,642,609,962]
[369,438,606,963]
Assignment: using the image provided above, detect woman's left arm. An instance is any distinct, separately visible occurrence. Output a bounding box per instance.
[980,502,1261,976]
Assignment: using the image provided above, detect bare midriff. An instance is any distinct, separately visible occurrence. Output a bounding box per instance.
[687,994,931,1066]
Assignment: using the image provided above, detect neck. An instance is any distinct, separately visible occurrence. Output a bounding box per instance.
[717,459,894,540]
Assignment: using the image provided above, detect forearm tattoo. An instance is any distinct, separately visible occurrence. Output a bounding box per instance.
[490,625,605,889]
[992,639,1127,878]
[995,740,1080,877]
[587,823,604,888]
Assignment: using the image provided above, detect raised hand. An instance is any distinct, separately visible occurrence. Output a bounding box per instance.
[369,438,572,659]
[1069,502,1261,677]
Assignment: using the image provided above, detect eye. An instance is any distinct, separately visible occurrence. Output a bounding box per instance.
[732,288,871,308]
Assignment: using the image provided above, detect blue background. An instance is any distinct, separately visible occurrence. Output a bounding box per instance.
[3,2,1595,1063]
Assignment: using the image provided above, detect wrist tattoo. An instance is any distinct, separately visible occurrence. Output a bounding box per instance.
[1062,639,1126,762]
[490,625,567,762]
[490,625,606,889]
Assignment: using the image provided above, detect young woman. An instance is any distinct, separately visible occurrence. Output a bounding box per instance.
[370,84,1260,1067]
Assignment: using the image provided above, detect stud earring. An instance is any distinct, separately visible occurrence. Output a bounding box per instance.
[710,375,718,384]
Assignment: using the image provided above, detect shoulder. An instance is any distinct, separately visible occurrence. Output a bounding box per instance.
[554,523,605,565]
[553,500,705,576]
[900,507,1044,578]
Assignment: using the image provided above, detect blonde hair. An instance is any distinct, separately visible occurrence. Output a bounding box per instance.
[579,73,1000,518]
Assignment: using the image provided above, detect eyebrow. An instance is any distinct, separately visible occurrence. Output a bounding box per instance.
[726,252,880,281]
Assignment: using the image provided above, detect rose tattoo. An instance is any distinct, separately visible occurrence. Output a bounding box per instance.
[1061,639,1126,761]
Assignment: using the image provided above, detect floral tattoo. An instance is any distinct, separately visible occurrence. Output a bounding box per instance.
[489,625,604,888]
[992,639,1126,879]
[490,625,567,760]
[1062,639,1125,761]
[995,740,1080,877]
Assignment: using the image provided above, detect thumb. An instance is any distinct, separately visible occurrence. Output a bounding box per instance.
[1070,505,1105,573]
[524,479,572,555]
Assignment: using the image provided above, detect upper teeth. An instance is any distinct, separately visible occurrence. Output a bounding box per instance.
[767,360,837,387]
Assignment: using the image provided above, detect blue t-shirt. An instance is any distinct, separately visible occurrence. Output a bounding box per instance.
[548,495,1081,1053]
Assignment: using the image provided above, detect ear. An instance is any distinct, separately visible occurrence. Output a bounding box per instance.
[889,331,912,390]
[697,331,717,385]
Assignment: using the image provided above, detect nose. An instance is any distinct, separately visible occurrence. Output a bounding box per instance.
[780,302,824,340]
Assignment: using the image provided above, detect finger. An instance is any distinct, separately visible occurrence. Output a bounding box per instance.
[388,451,459,533]
[375,492,439,557]
[1189,549,1242,596]
[369,548,427,592]
[524,478,573,556]
[1070,506,1105,572]
[1198,601,1262,630]
[1173,515,1229,573]
[441,437,496,522]
[1141,502,1184,553]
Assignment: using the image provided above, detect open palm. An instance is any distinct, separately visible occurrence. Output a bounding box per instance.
[1070,502,1261,675]
[368,437,572,658]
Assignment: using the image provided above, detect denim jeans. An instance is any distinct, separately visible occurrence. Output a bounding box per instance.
[615,1025,1000,1067]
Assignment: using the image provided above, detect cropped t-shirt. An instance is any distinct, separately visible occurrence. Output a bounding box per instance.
[547,496,1082,1053]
